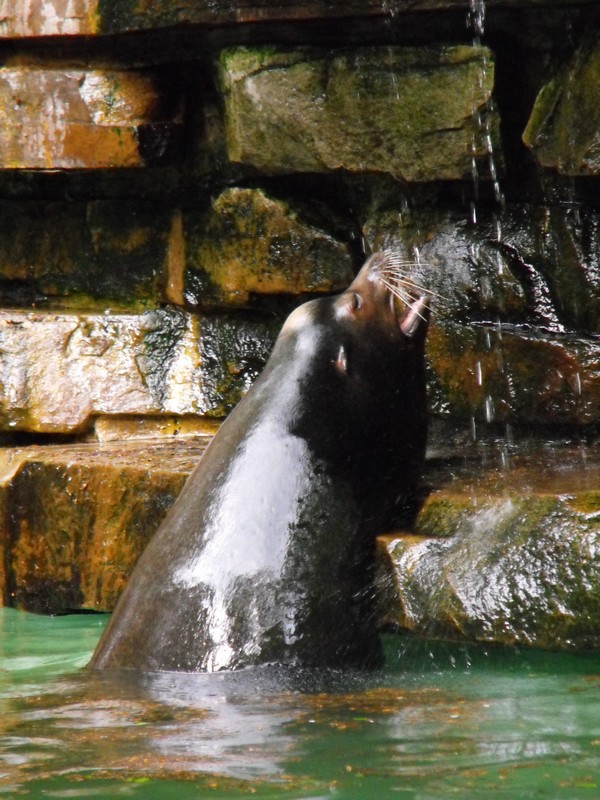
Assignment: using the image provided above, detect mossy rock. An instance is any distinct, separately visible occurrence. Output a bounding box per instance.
[0,308,278,433]
[377,447,600,650]
[184,187,354,308]
[219,44,499,182]
[524,37,600,176]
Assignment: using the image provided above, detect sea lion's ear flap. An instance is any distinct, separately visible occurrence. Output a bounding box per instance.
[335,345,348,374]
[400,296,430,340]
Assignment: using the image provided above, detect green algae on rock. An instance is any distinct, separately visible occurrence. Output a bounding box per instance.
[219,45,499,182]
[184,187,354,307]
[378,450,600,651]
[523,37,600,176]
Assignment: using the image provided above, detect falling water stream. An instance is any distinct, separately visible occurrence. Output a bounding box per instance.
[1,609,599,798]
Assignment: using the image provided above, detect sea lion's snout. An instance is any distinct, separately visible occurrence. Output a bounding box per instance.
[400,294,430,339]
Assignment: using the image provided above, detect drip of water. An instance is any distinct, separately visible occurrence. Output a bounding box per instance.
[465,0,514,453]
[467,0,486,40]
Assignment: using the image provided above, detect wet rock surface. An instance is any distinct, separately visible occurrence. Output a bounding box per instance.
[219,45,498,182]
[378,444,600,651]
[0,309,277,433]
[0,66,181,169]
[364,201,600,427]
[184,187,354,307]
[1,0,595,38]
[2,436,598,654]
[0,439,208,612]
[0,199,178,309]
[524,36,600,176]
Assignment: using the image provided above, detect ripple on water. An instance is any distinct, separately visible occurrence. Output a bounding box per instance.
[0,602,599,799]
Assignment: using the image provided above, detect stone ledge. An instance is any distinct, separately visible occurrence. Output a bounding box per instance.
[1,1,595,38]
[0,66,181,169]
[0,308,278,433]
[0,438,209,612]
[377,446,600,651]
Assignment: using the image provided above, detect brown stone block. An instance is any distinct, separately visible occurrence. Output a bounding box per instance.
[0,199,178,308]
[185,187,354,307]
[0,308,277,433]
[0,67,181,169]
[1,439,208,612]
[427,321,600,428]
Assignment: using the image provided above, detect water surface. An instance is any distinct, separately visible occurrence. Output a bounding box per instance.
[0,608,598,798]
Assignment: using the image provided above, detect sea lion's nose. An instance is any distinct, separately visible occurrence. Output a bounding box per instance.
[400,295,430,338]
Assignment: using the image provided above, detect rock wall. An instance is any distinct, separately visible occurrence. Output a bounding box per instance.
[0,0,597,437]
[0,1,599,647]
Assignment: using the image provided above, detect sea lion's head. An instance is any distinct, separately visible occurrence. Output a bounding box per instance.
[329,250,431,375]
[281,250,430,360]
[275,252,431,490]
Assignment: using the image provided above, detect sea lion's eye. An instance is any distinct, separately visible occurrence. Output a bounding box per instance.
[351,293,362,312]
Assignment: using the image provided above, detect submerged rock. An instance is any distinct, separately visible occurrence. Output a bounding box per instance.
[219,45,499,182]
[378,447,600,651]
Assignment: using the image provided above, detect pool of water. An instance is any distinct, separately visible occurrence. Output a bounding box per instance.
[0,608,599,799]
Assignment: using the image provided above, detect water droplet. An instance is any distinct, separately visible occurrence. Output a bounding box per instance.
[505,423,514,446]
[476,361,483,386]
[484,395,495,423]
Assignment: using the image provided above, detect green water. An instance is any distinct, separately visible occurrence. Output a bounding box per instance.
[0,609,599,799]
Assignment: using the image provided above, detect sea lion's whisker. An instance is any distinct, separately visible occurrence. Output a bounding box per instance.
[379,277,416,304]
[377,251,420,266]
[379,278,430,322]
[383,275,441,298]
[379,281,430,321]
[384,274,428,291]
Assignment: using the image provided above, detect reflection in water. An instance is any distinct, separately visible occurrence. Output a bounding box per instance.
[0,610,599,799]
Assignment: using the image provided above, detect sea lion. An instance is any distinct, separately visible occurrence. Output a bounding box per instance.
[90,252,430,673]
